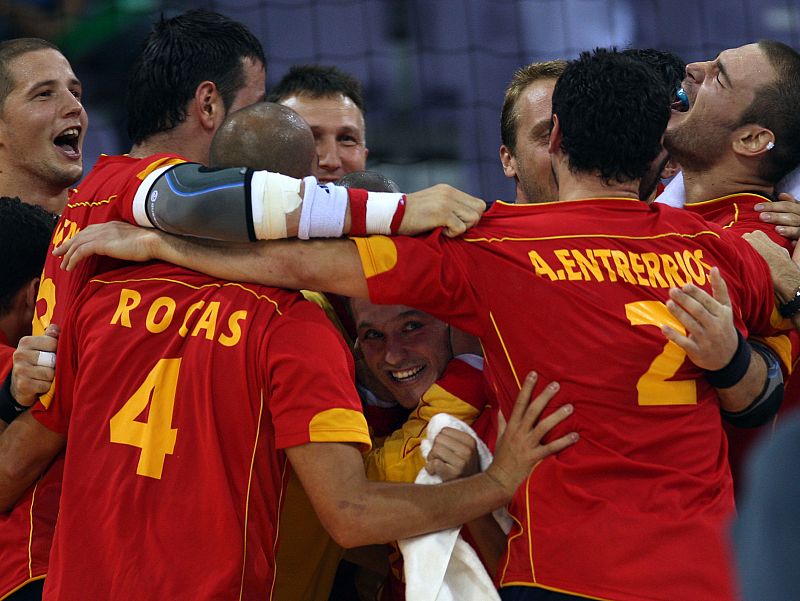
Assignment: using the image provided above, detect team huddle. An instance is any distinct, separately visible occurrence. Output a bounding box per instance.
[0,8,799,601]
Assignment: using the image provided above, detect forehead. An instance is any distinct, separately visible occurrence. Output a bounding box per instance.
[515,78,557,124]
[7,49,77,90]
[228,58,266,113]
[717,43,775,87]
[281,92,365,133]
[351,300,423,327]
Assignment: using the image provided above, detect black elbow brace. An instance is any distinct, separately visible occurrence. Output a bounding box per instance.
[721,341,784,428]
[143,163,256,242]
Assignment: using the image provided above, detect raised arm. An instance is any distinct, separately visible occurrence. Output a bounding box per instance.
[134,164,485,241]
[744,230,800,331]
[662,267,781,424]
[0,411,65,511]
[56,222,370,298]
[287,373,577,548]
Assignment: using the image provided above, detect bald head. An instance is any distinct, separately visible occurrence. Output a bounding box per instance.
[337,170,401,193]
[209,102,316,178]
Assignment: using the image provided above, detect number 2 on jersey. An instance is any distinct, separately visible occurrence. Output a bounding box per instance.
[625,301,697,406]
[110,358,181,479]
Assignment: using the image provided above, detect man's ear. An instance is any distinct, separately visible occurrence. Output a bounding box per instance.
[660,156,681,180]
[499,145,517,178]
[194,80,225,131]
[24,278,39,312]
[548,114,562,155]
[732,124,775,158]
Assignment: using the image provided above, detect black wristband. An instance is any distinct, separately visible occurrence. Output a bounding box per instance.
[0,370,27,425]
[705,329,751,389]
[778,287,800,318]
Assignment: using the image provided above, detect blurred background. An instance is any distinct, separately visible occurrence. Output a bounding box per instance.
[2,0,798,200]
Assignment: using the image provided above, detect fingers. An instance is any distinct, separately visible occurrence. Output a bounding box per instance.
[708,267,731,307]
[506,371,539,430]
[756,199,800,240]
[11,335,59,407]
[660,324,695,354]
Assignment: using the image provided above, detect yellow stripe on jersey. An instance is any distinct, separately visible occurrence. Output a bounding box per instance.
[90,277,283,315]
[353,236,398,278]
[136,157,186,181]
[753,334,794,374]
[686,192,772,207]
[66,194,118,209]
[308,408,371,451]
[490,311,522,390]
[463,229,721,245]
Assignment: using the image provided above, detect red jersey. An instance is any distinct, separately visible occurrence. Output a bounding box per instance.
[0,330,56,598]
[353,198,780,601]
[686,192,800,491]
[31,262,370,600]
[8,154,186,595]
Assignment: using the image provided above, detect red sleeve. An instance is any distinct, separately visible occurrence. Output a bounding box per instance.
[265,301,371,451]
[0,343,13,381]
[352,233,485,336]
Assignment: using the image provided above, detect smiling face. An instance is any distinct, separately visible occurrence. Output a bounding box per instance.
[664,43,776,170]
[281,92,367,183]
[352,299,452,409]
[0,48,87,204]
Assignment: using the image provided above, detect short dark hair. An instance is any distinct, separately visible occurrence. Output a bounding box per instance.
[126,9,266,145]
[552,48,670,184]
[0,197,57,315]
[209,102,315,179]
[739,40,800,183]
[268,64,365,112]
[0,38,61,112]
[500,60,567,151]
[621,47,685,96]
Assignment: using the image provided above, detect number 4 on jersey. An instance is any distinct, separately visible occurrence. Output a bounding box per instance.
[110,358,181,479]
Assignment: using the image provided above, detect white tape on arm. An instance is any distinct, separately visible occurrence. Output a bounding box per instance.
[365,192,404,234]
[250,171,303,240]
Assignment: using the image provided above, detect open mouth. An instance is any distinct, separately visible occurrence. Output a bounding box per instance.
[54,127,81,158]
[389,365,426,383]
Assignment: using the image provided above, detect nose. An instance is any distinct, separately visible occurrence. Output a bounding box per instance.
[316,137,342,173]
[61,91,84,119]
[383,336,408,367]
[684,61,705,84]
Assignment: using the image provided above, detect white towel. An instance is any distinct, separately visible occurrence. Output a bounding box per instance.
[398,413,511,601]
[654,171,686,208]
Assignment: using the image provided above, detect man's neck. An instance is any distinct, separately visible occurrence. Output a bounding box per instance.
[0,173,68,214]
[129,128,209,164]
[683,163,773,205]
[556,170,640,203]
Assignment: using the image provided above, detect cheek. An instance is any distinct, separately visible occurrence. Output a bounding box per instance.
[341,147,367,171]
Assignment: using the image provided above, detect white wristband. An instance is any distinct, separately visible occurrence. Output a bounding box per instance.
[250,171,303,240]
[298,179,348,239]
[365,192,404,234]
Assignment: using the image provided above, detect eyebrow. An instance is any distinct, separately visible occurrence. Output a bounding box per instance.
[27,77,82,92]
[356,310,427,330]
